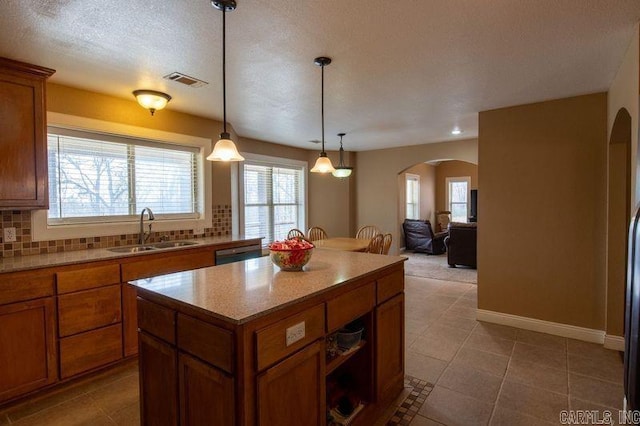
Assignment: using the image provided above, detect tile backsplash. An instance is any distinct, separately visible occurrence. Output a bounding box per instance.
[0,205,231,258]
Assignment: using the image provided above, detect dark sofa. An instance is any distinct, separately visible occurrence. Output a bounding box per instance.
[444,222,477,268]
[402,219,447,255]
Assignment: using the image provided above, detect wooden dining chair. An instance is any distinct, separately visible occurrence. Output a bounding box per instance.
[366,234,385,254]
[307,226,328,242]
[287,228,305,240]
[381,233,392,255]
[356,225,381,240]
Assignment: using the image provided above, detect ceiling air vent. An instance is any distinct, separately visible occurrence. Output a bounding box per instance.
[163,72,208,88]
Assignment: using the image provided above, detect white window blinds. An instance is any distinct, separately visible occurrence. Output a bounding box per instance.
[406,174,420,220]
[47,127,200,224]
[242,159,305,247]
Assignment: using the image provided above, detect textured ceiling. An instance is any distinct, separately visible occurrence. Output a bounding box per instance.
[0,1,638,151]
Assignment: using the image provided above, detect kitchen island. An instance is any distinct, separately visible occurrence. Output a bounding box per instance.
[129,249,405,426]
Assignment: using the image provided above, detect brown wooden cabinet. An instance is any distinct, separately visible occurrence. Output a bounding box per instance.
[179,353,235,426]
[134,260,405,426]
[0,239,260,405]
[139,332,179,426]
[0,298,57,401]
[257,340,325,426]
[375,293,405,402]
[0,57,54,209]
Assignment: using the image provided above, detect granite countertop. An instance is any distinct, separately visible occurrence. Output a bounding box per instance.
[0,235,261,274]
[129,249,405,325]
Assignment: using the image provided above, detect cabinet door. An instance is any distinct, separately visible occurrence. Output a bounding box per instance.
[0,298,57,402]
[375,293,404,402]
[59,324,122,379]
[0,67,50,208]
[257,340,325,426]
[122,284,138,356]
[179,353,234,426]
[139,332,178,426]
[58,284,122,337]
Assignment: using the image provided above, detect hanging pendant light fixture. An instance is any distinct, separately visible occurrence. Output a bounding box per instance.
[332,133,353,178]
[207,0,244,162]
[310,57,336,174]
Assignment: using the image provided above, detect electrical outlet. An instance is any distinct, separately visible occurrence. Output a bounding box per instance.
[285,321,306,347]
[193,227,205,235]
[3,227,16,243]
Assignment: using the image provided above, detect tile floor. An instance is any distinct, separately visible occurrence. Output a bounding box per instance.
[0,275,625,425]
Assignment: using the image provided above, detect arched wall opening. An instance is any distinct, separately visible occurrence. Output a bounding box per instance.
[606,107,632,340]
[356,139,478,256]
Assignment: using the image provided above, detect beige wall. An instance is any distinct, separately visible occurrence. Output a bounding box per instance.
[307,150,357,238]
[478,93,608,330]
[46,83,355,239]
[357,139,477,254]
[605,24,639,338]
[398,163,437,225]
[435,161,478,213]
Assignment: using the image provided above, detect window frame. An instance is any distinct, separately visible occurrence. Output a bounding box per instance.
[236,152,308,247]
[445,176,471,223]
[405,173,420,220]
[31,112,212,241]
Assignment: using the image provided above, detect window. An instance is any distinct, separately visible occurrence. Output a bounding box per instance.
[239,154,307,247]
[31,113,211,242]
[47,127,199,224]
[446,176,471,222]
[406,174,420,220]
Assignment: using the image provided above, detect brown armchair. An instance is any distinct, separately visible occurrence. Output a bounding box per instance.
[444,222,477,268]
[402,219,446,255]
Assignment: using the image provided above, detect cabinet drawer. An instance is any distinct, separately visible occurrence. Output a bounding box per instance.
[326,282,376,332]
[58,285,122,337]
[121,250,214,281]
[178,314,234,374]
[376,270,404,304]
[0,270,54,305]
[138,298,176,344]
[59,324,122,378]
[57,264,120,294]
[255,304,325,371]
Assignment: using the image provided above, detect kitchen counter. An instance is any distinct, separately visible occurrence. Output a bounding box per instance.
[131,250,406,425]
[0,235,259,273]
[130,249,405,324]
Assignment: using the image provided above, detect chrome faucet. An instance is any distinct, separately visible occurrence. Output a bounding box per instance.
[138,207,155,245]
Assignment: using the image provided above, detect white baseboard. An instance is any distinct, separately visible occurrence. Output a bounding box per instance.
[476,309,605,344]
[604,334,625,351]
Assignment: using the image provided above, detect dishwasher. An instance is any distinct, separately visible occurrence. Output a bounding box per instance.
[215,243,263,265]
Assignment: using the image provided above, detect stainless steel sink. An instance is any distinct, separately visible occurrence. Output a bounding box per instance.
[108,245,157,253]
[150,241,199,249]
[107,240,199,253]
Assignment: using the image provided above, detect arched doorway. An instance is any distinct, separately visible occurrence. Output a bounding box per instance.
[606,108,632,347]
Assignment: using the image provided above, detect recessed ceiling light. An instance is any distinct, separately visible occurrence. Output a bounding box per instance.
[451,128,462,135]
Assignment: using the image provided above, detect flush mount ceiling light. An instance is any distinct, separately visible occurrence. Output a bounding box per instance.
[451,128,462,135]
[132,90,171,116]
[332,133,353,178]
[310,57,336,174]
[206,0,244,162]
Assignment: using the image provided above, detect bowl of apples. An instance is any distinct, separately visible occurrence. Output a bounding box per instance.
[268,237,314,271]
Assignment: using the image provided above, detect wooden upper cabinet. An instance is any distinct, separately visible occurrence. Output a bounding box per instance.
[0,57,55,209]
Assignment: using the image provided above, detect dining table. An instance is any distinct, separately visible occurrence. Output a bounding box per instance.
[312,237,370,252]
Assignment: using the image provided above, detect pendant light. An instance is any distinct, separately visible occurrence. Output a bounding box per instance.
[310,57,336,173]
[207,0,244,162]
[332,133,353,178]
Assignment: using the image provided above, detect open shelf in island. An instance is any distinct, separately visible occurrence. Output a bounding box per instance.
[326,340,367,375]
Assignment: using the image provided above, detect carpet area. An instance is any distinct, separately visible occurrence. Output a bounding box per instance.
[401,252,477,284]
